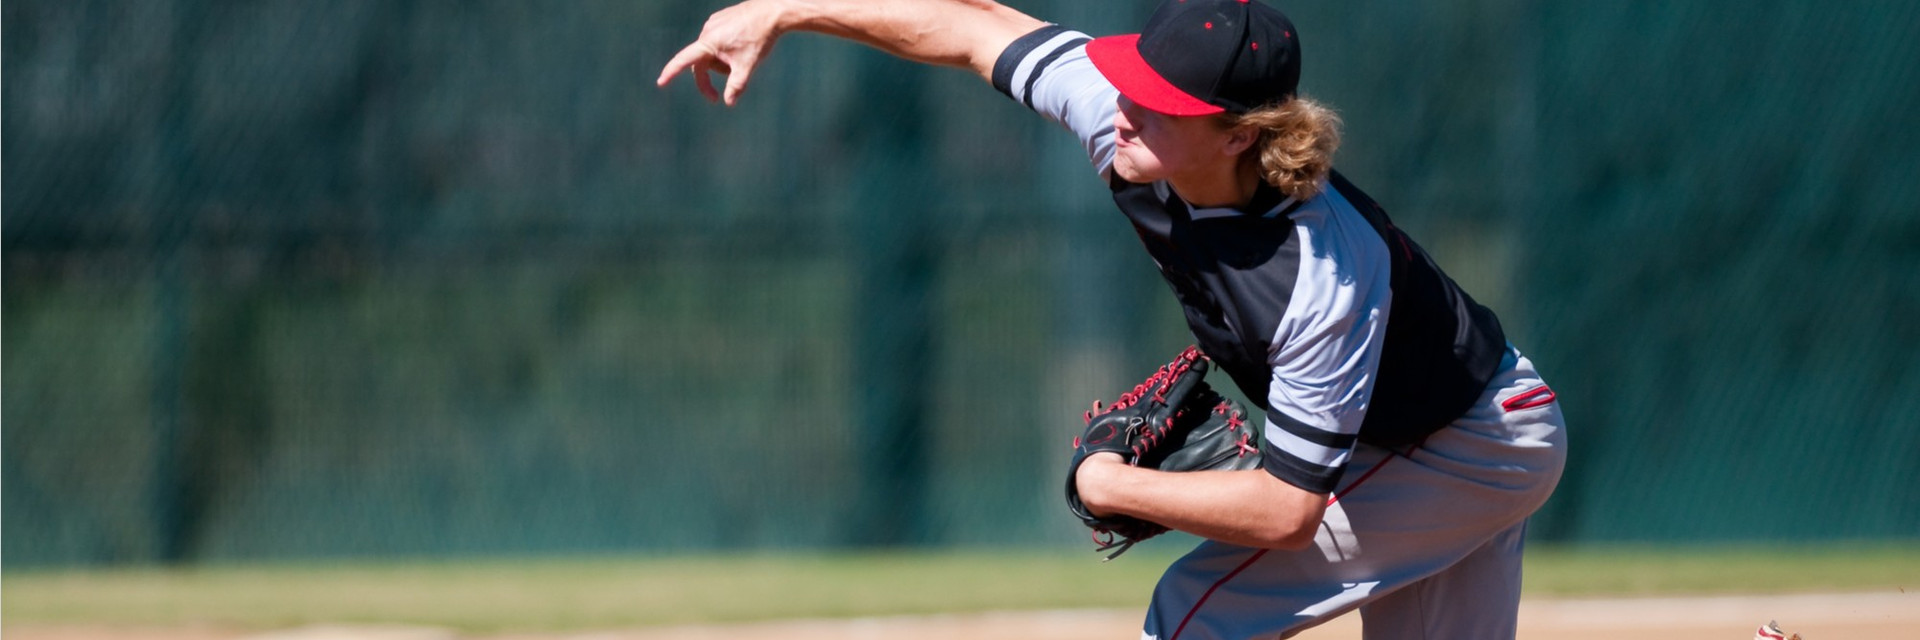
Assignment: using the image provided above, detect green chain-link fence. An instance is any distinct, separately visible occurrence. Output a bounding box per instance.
[6,0,1916,567]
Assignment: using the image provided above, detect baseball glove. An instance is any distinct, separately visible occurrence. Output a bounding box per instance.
[1066,346,1262,559]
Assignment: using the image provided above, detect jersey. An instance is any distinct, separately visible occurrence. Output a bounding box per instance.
[993,26,1509,494]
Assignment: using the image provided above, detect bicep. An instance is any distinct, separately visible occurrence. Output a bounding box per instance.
[955,4,1051,80]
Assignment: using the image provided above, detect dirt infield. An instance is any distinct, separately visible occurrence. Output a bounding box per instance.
[11,591,1914,640]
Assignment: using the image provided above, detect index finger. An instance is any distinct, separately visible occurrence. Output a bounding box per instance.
[656,42,712,88]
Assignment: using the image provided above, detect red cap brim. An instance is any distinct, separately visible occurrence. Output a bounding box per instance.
[1085,34,1225,117]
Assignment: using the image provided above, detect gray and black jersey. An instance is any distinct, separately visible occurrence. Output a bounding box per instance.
[994,26,1508,494]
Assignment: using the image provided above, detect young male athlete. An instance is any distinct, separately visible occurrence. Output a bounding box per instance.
[660,0,1568,637]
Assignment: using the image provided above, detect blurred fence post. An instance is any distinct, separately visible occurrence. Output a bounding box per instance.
[146,0,210,564]
[846,54,936,547]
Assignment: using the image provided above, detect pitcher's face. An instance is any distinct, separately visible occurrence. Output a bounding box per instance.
[1109,95,1242,185]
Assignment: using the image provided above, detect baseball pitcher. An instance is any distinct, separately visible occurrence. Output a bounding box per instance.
[660,1,1568,637]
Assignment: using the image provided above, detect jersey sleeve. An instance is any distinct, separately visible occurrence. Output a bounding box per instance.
[1259,195,1395,495]
[990,25,1118,177]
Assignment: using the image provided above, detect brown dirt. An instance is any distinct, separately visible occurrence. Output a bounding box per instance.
[9,591,1913,640]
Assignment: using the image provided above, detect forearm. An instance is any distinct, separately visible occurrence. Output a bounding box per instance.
[660,0,1046,104]
[1077,454,1327,550]
[771,0,1044,77]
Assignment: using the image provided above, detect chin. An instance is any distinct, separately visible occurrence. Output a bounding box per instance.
[1111,157,1159,184]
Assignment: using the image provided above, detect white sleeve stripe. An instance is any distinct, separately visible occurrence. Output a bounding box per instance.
[1264,419,1355,469]
[1006,30,1094,104]
[1259,440,1344,494]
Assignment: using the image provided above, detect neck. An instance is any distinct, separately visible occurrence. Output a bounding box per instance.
[1169,157,1264,210]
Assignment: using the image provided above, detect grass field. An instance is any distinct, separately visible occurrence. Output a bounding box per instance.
[5,544,1916,634]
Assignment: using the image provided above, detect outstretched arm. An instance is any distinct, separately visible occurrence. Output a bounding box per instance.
[656,0,1048,106]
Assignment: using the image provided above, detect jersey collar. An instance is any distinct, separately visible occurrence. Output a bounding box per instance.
[1181,180,1303,220]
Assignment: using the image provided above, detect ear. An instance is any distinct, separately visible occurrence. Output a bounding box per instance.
[1221,124,1259,157]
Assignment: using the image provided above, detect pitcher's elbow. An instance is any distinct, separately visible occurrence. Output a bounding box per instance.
[1264,522,1319,551]
[1242,515,1318,550]
[1273,523,1317,551]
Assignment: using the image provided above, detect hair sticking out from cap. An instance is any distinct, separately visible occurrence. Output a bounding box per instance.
[1232,96,1341,201]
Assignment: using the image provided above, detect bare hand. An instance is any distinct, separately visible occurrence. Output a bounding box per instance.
[655,0,788,106]
[1075,452,1126,518]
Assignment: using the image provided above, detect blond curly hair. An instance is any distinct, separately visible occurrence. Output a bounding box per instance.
[1225,97,1342,201]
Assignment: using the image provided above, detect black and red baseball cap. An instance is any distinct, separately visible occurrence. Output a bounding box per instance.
[1086,0,1302,116]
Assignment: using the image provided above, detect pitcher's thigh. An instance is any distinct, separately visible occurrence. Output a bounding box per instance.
[1358,520,1528,640]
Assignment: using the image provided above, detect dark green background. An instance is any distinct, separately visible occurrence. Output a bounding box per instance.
[6,0,1917,567]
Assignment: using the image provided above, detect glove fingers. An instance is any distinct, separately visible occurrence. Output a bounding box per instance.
[1068,345,1226,560]
[1158,353,1209,408]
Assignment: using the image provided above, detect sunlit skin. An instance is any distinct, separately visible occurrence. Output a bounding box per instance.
[1110,95,1265,209]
